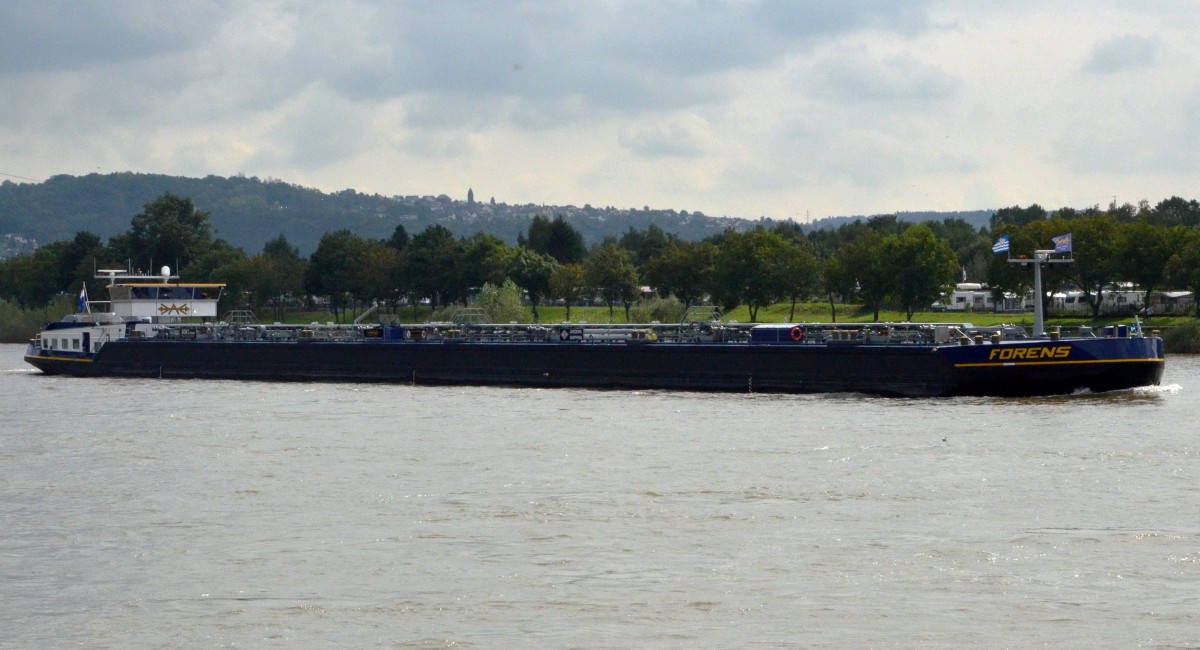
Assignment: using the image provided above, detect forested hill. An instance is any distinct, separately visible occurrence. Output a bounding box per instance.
[804,211,994,232]
[0,172,993,256]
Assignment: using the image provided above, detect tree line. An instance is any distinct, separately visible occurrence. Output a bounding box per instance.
[4,193,1200,323]
[985,200,1200,318]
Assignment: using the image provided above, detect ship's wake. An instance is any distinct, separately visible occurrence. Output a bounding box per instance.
[1133,382,1182,395]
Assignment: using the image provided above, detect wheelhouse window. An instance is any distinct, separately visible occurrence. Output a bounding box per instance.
[161,286,193,300]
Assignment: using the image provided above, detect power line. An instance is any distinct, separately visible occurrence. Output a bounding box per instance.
[0,171,42,182]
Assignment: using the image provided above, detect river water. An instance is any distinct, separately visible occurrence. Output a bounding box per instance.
[1,343,1197,648]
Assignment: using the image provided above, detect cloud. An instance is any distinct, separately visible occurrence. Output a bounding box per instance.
[1,2,944,136]
[806,47,959,104]
[1052,87,1200,176]
[258,1,942,123]
[5,2,1200,222]
[0,1,222,75]
[1083,34,1160,74]
[252,86,374,170]
[757,0,932,40]
[619,114,715,158]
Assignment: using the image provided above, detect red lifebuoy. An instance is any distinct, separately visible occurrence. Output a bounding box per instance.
[789,326,803,341]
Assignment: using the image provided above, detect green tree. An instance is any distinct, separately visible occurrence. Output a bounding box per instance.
[0,248,60,310]
[990,204,1048,230]
[347,240,401,310]
[259,234,307,320]
[1117,220,1179,308]
[182,238,245,283]
[403,225,464,309]
[211,253,268,313]
[508,248,558,322]
[865,214,907,236]
[37,232,104,295]
[1066,215,1122,318]
[305,230,369,320]
[461,232,512,292]
[474,279,527,323]
[1166,230,1200,316]
[1107,200,1139,223]
[584,243,639,320]
[185,236,304,320]
[924,218,990,280]
[387,223,410,251]
[834,230,889,321]
[769,220,807,243]
[520,215,586,264]
[644,241,716,312]
[883,224,959,320]
[1149,196,1200,227]
[820,255,852,323]
[618,224,674,270]
[548,263,586,321]
[123,193,214,273]
[712,230,790,322]
[776,238,819,322]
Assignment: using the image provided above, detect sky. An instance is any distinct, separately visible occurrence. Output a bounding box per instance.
[1,1,1197,222]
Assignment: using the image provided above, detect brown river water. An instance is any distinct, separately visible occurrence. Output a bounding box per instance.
[1,344,1197,648]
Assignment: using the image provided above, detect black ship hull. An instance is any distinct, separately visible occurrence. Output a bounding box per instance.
[25,336,1165,398]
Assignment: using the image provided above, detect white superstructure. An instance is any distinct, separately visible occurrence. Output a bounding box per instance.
[96,267,224,321]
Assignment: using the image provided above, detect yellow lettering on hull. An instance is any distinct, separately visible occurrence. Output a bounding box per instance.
[987,345,1072,362]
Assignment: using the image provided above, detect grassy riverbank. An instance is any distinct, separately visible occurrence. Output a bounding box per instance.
[0,296,71,345]
[285,302,1190,328]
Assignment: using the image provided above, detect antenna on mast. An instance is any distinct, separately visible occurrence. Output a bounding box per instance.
[1009,245,1073,337]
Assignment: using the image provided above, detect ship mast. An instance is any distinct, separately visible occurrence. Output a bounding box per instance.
[1009,249,1072,337]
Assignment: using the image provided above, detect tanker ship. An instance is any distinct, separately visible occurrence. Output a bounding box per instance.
[24,266,1164,398]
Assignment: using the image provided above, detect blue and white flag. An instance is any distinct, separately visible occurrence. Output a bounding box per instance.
[77,283,88,313]
[992,235,1010,254]
[1052,233,1072,254]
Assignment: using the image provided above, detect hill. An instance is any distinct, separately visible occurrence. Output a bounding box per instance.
[0,172,994,256]
[803,210,993,232]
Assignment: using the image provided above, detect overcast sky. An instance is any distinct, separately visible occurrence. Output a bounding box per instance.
[1,1,1196,221]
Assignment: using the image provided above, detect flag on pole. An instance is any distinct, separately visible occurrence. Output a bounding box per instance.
[992,235,1010,254]
[77,283,88,313]
[1052,233,1072,254]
